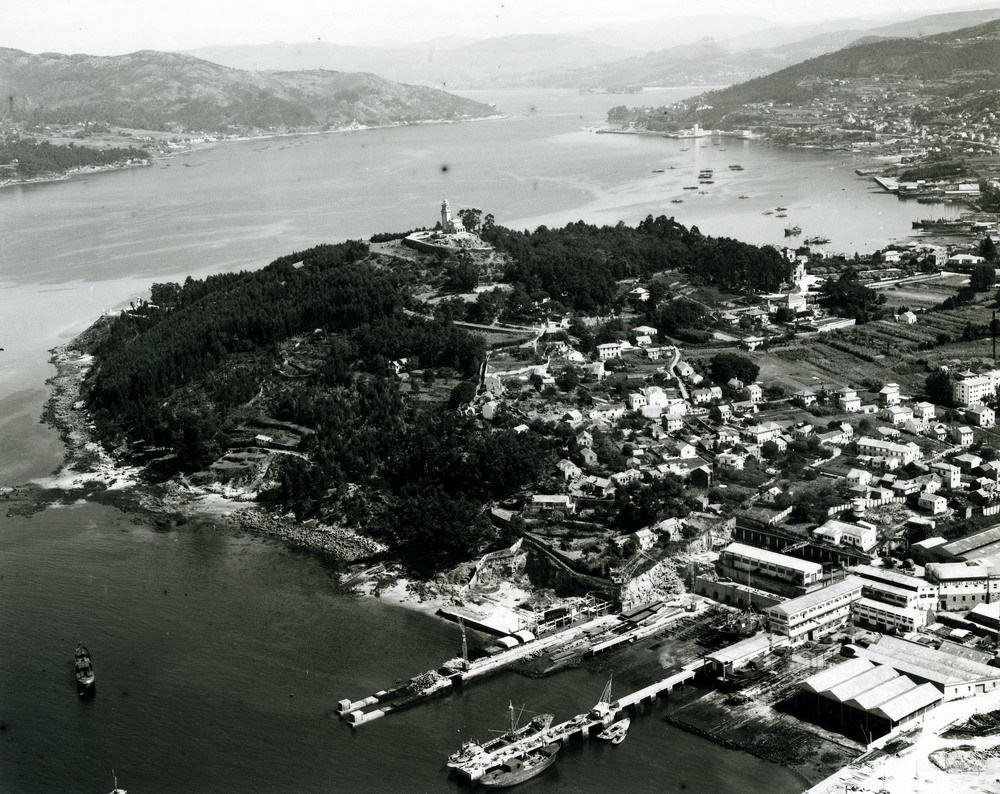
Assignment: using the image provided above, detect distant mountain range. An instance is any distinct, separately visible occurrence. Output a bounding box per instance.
[183,34,638,90]
[180,8,1000,90]
[0,48,493,133]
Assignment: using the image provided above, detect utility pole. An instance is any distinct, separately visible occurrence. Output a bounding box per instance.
[458,615,468,665]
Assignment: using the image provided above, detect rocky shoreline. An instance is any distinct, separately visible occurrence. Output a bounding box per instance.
[35,338,386,564]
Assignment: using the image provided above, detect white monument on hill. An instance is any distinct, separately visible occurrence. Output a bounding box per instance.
[403,199,492,255]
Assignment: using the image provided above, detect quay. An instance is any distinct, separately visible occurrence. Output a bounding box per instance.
[338,599,707,726]
[451,662,703,781]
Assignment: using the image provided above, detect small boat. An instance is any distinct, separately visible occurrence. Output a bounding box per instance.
[479,743,560,788]
[74,643,95,695]
[652,169,665,173]
[762,210,773,215]
[671,198,683,203]
[683,185,698,190]
[680,146,689,151]
[109,770,126,794]
[698,190,708,194]
[775,206,787,211]
[775,212,787,218]
[598,718,631,744]
[729,164,744,170]
[738,194,749,199]
[804,236,830,245]
[588,675,619,726]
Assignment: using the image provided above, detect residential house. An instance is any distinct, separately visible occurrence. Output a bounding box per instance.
[968,405,996,428]
[953,426,975,447]
[744,383,763,403]
[882,405,914,426]
[879,384,902,406]
[745,421,784,445]
[918,493,949,515]
[931,462,961,490]
[913,402,936,421]
[663,413,684,433]
[527,494,576,515]
[795,388,817,406]
[847,468,874,488]
[839,387,862,412]
[692,386,723,404]
[953,370,1000,406]
[596,342,624,360]
[580,447,598,467]
[717,451,746,471]
[576,430,594,448]
[898,310,918,324]
[557,458,583,482]
[856,437,921,464]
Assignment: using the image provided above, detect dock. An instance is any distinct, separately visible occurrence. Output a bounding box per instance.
[337,599,708,726]
[451,662,703,780]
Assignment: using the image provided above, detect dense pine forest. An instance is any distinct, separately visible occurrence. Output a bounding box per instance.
[79,216,792,574]
[0,139,151,177]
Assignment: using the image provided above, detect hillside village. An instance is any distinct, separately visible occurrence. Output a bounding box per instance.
[393,220,1000,753]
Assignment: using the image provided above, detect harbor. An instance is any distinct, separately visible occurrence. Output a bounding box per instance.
[336,597,708,725]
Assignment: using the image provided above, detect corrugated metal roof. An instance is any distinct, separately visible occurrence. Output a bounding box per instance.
[860,635,1000,686]
[843,675,916,712]
[824,665,898,703]
[942,524,1000,557]
[871,682,942,722]
[799,658,874,694]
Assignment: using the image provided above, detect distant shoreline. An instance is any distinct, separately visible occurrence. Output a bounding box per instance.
[0,112,505,191]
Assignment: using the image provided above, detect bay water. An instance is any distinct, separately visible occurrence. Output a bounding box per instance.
[0,87,938,792]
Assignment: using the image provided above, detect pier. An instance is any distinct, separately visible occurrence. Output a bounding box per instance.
[451,662,703,780]
[337,599,709,726]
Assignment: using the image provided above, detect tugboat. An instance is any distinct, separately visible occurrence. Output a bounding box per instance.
[479,743,560,788]
[74,643,95,696]
[598,717,631,745]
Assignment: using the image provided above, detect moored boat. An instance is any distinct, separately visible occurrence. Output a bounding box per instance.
[597,717,630,744]
[447,704,554,773]
[74,643,95,695]
[479,743,560,788]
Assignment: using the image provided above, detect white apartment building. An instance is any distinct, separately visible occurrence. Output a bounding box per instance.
[953,370,1000,406]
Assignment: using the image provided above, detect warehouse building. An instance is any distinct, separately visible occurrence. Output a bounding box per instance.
[857,635,1000,700]
[797,658,942,741]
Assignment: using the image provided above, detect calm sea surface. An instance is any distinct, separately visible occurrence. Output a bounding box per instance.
[0,87,948,792]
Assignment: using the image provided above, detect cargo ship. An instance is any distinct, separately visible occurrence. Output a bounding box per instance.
[479,743,560,788]
[911,218,970,231]
[447,704,554,777]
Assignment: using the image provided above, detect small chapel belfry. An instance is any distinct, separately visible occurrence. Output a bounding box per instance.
[440,199,464,234]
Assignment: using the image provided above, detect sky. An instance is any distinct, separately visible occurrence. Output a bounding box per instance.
[6,0,998,55]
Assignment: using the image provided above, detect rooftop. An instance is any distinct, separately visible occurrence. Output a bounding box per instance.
[859,635,1000,687]
[767,576,864,618]
[723,542,823,575]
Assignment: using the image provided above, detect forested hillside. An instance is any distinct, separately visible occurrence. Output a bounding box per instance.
[80,216,791,574]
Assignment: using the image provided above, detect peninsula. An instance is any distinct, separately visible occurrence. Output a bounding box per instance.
[40,188,1000,789]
